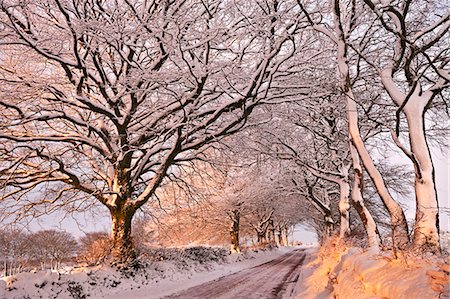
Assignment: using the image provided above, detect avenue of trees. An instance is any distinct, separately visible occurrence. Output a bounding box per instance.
[0,0,448,266]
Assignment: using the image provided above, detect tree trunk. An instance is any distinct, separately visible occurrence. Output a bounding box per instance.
[404,107,440,253]
[229,210,240,253]
[347,90,409,250]
[324,214,334,239]
[110,207,137,267]
[276,226,283,246]
[256,225,267,246]
[283,225,289,246]
[338,179,351,238]
[268,219,276,245]
[350,143,381,248]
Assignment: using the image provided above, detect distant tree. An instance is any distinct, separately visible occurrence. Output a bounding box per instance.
[78,232,111,266]
[0,228,28,276]
[27,230,78,270]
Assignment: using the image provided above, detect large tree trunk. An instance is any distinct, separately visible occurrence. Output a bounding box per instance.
[110,207,137,267]
[404,106,440,253]
[380,73,440,253]
[349,127,409,249]
[350,143,382,248]
[229,210,240,253]
[255,224,269,246]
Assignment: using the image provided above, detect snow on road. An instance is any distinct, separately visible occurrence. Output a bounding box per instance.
[164,249,307,299]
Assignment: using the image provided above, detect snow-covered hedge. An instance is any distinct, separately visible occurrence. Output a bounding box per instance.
[1,246,231,299]
[140,246,228,267]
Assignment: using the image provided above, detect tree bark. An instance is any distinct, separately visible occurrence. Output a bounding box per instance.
[276,226,283,246]
[404,106,440,253]
[380,74,440,253]
[110,206,137,267]
[350,143,382,248]
[283,225,289,246]
[229,209,241,253]
[268,219,276,245]
[324,214,335,239]
[303,165,352,239]
[256,230,266,246]
[349,122,409,249]
[3,260,7,277]
[338,179,351,238]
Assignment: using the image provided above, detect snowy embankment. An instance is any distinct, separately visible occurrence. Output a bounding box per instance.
[0,246,294,299]
[293,239,449,299]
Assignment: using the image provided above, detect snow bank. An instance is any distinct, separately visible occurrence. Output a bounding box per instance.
[0,246,290,299]
[294,238,449,299]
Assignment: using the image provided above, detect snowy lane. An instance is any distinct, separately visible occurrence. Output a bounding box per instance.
[164,249,307,299]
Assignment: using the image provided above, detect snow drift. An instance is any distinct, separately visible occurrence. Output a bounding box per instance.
[294,238,449,299]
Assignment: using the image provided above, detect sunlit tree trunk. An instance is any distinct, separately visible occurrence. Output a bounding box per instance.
[110,206,137,267]
[406,110,440,252]
[380,73,441,253]
[350,143,381,248]
[3,260,7,277]
[338,179,351,238]
[229,209,241,253]
[303,165,352,239]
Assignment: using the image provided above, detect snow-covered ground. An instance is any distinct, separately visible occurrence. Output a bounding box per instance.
[293,238,450,299]
[0,246,296,299]
[2,243,448,299]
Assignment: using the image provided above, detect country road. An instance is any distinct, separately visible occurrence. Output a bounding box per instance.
[164,249,307,299]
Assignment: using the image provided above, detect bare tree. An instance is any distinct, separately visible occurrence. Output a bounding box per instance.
[0,0,304,265]
[78,232,112,266]
[0,228,28,276]
[27,230,78,270]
